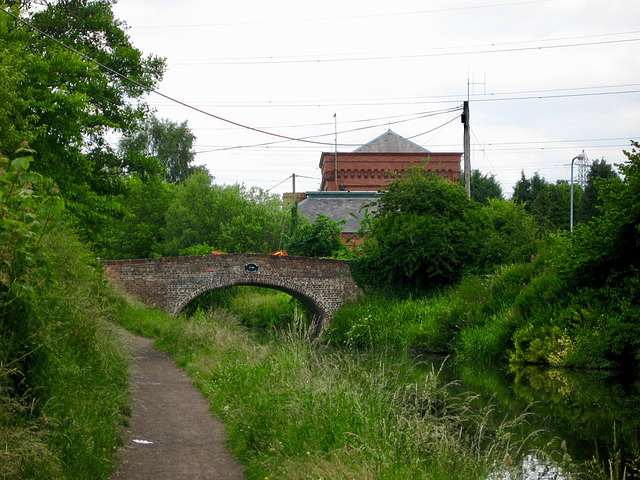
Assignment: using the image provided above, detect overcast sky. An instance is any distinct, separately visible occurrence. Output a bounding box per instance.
[111,0,640,197]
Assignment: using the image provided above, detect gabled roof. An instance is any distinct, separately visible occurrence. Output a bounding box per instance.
[297,191,379,234]
[353,129,430,154]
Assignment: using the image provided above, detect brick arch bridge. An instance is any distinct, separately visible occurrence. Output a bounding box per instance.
[102,253,362,330]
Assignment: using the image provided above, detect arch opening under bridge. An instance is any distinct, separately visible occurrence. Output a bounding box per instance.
[102,253,362,330]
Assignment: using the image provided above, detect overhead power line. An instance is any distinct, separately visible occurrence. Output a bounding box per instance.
[194,107,462,154]
[0,7,341,147]
[130,1,551,29]
[189,108,463,132]
[173,33,640,65]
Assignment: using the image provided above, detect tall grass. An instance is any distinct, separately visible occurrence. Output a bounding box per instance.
[183,286,307,330]
[0,230,133,479]
[326,292,460,352]
[326,255,559,364]
[115,305,536,479]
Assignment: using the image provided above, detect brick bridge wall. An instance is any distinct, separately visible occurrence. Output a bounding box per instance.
[102,254,362,329]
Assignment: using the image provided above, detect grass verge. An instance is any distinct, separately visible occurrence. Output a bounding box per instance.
[1,230,134,479]
[113,305,542,480]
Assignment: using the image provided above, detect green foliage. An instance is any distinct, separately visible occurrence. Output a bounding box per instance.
[118,115,200,184]
[1,0,165,247]
[0,6,41,153]
[1,225,134,479]
[327,289,468,352]
[358,164,490,289]
[183,286,308,330]
[479,198,540,268]
[1,150,64,372]
[457,310,515,362]
[101,175,175,259]
[227,287,308,329]
[530,180,575,231]
[512,171,584,232]
[512,171,549,211]
[179,242,216,256]
[25,231,131,478]
[463,169,503,204]
[182,286,238,316]
[286,213,345,258]
[512,270,640,369]
[161,171,286,255]
[576,158,620,224]
[559,141,640,287]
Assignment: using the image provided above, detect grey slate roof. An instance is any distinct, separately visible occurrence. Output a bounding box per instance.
[297,192,379,234]
[354,129,430,153]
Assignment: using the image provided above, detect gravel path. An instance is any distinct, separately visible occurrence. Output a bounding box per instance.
[111,336,245,480]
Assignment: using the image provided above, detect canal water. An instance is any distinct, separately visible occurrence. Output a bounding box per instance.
[415,354,640,478]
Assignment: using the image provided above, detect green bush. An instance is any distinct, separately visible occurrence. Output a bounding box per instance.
[1,228,133,479]
[457,311,516,362]
[479,198,540,269]
[286,213,345,258]
[357,165,490,290]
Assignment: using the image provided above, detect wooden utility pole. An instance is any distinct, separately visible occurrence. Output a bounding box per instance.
[334,114,338,190]
[462,100,471,199]
[292,173,296,206]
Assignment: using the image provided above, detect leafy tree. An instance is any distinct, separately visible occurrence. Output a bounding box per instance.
[512,171,548,212]
[530,180,576,232]
[480,199,540,268]
[101,175,176,259]
[160,171,286,256]
[462,169,503,204]
[1,148,64,388]
[286,214,345,258]
[0,5,41,154]
[216,186,288,253]
[576,158,620,224]
[561,141,640,287]
[119,116,202,184]
[356,166,490,290]
[513,172,580,232]
[1,0,165,246]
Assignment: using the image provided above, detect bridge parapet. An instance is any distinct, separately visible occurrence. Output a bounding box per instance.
[102,253,362,329]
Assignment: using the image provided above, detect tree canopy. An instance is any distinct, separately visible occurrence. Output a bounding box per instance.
[286,213,345,258]
[119,116,202,184]
[512,172,580,232]
[159,171,286,257]
[0,0,165,245]
[463,169,503,204]
[576,158,620,224]
[355,166,490,289]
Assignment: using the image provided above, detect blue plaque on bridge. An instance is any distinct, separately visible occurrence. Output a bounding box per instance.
[245,263,259,272]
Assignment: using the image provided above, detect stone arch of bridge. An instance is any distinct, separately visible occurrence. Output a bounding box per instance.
[173,274,332,326]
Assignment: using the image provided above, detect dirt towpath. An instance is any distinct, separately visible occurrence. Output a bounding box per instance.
[111,336,245,480]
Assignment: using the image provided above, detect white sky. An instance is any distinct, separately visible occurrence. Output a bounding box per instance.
[112,0,640,197]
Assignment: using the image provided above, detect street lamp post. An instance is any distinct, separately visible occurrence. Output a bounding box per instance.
[570,150,588,232]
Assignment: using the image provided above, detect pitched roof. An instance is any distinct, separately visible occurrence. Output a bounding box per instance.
[354,129,430,153]
[297,192,379,234]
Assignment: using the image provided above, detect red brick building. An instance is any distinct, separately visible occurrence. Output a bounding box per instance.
[319,130,461,192]
[296,130,462,244]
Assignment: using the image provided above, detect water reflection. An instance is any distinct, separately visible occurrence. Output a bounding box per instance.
[418,355,640,477]
[489,454,568,480]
